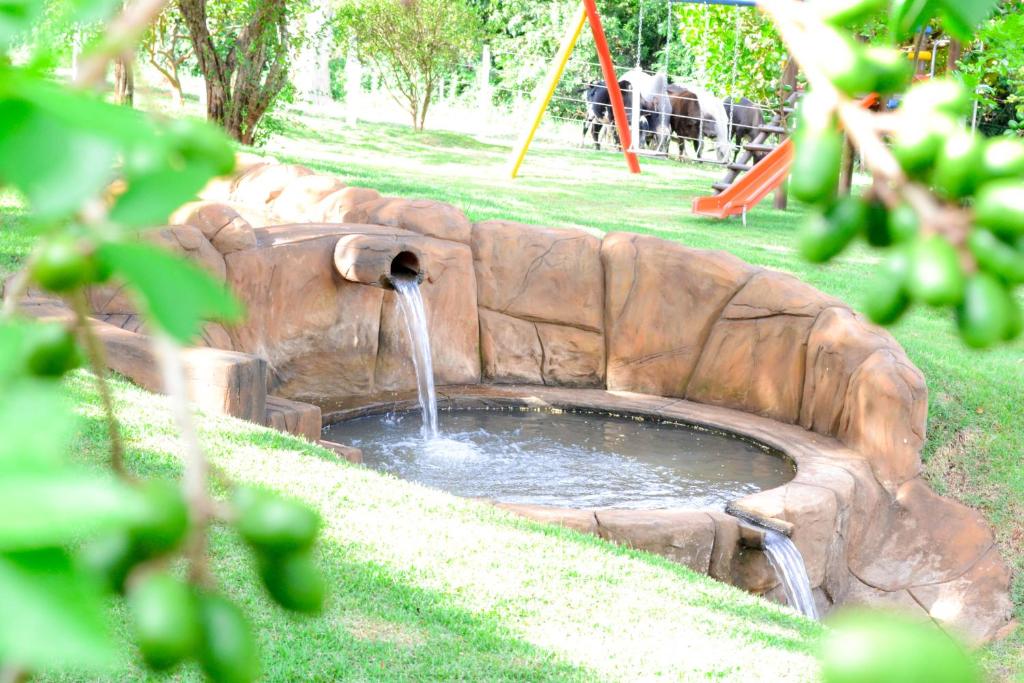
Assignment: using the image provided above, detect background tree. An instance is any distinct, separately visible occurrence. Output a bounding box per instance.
[956,2,1024,137]
[672,2,788,103]
[342,0,481,130]
[141,5,193,107]
[177,0,299,144]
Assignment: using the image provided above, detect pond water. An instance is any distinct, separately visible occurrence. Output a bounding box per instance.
[323,408,794,510]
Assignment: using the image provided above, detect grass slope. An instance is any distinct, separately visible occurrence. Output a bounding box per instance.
[263,104,1024,675]
[50,373,820,681]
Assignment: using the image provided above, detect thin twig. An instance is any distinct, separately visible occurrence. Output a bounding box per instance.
[1,267,31,319]
[74,0,171,89]
[71,292,128,478]
[153,332,213,586]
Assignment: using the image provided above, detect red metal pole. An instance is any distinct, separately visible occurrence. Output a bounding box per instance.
[582,0,641,174]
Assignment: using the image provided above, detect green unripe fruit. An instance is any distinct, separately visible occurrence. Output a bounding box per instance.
[234,487,320,554]
[816,30,874,97]
[791,127,843,206]
[1005,297,1023,341]
[131,479,189,558]
[957,273,1015,348]
[891,116,955,177]
[907,236,966,306]
[25,324,82,377]
[78,530,138,593]
[127,572,200,671]
[975,180,1024,235]
[901,79,971,119]
[799,197,867,263]
[886,203,920,244]
[980,138,1024,181]
[863,199,891,247]
[817,0,886,26]
[196,592,259,683]
[967,229,1024,284]
[30,238,95,293]
[864,46,911,93]
[863,247,911,325]
[258,549,327,614]
[821,609,981,683]
[932,130,984,199]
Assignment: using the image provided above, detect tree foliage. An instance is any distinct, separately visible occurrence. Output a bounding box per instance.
[956,1,1024,136]
[141,4,193,107]
[177,0,301,144]
[673,3,789,103]
[341,0,481,130]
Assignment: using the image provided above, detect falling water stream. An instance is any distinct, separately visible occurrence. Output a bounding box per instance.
[392,277,439,439]
[763,529,819,619]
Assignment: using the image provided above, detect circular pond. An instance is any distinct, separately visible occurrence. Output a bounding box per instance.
[323,408,794,510]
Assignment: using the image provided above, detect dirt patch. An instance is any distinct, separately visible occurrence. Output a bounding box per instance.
[925,427,977,498]
[344,615,428,648]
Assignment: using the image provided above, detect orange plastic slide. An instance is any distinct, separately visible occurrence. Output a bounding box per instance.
[691,140,794,219]
[692,94,879,220]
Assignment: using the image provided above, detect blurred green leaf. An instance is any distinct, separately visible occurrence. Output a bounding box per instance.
[0,0,44,50]
[889,0,938,40]
[110,161,217,228]
[0,548,116,673]
[0,321,29,384]
[98,241,243,342]
[936,0,1000,41]
[14,76,156,143]
[0,98,117,219]
[0,381,77,473]
[0,473,148,551]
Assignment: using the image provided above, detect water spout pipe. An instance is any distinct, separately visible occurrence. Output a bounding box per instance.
[333,234,425,290]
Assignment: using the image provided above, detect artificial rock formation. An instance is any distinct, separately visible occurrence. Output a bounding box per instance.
[28,155,1007,646]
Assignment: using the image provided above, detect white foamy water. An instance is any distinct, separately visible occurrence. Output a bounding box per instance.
[763,529,818,619]
[393,277,439,439]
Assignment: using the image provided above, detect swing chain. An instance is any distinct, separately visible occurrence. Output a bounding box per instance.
[636,0,644,67]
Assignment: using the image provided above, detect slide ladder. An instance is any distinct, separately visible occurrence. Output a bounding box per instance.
[691,91,800,220]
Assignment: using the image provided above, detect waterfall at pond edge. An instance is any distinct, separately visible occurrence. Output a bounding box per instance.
[763,529,818,619]
[393,277,439,439]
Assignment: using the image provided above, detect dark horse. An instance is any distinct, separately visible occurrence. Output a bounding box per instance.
[723,96,766,162]
[667,87,768,162]
[666,84,706,158]
[582,80,651,150]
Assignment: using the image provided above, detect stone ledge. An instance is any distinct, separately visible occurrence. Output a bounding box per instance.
[265,395,321,441]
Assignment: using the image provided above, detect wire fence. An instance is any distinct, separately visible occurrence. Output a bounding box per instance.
[341,50,1020,173]
[441,56,788,165]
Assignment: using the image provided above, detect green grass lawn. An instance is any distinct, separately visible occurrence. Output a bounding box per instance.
[1,95,1021,679]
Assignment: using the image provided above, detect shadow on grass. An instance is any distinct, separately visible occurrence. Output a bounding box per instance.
[229,534,597,682]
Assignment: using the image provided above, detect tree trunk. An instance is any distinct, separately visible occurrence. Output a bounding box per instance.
[947,40,962,73]
[774,56,798,210]
[170,81,184,107]
[418,83,433,130]
[178,0,289,144]
[114,56,134,106]
[839,134,855,196]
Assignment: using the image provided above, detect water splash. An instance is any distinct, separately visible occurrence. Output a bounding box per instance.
[763,529,818,619]
[392,277,439,438]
